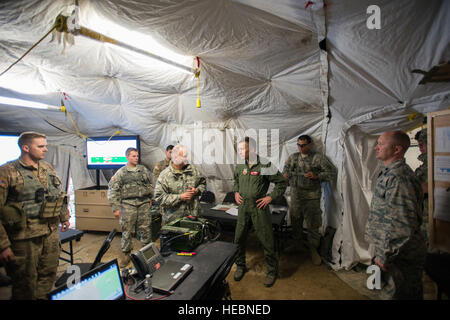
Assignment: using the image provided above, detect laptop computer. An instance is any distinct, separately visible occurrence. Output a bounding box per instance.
[151,260,193,294]
[130,242,193,295]
[48,259,125,300]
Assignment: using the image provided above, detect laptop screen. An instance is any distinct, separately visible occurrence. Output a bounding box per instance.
[48,259,125,300]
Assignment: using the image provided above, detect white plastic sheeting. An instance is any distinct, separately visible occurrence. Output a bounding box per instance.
[0,0,449,270]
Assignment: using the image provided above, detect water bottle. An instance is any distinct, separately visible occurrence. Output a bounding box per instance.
[144,274,153,299]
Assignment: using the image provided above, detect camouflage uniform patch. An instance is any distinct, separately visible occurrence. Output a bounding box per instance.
[119,202,152,252]
[5,229,60,299]
[153,159,170,185]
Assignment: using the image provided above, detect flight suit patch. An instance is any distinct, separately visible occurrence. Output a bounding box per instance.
[243,169,248,175]
[250,171,259,176]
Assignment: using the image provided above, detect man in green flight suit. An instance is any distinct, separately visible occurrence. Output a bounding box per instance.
[0,132,70,299]
[233,137,287,287]
[108,147,153,268]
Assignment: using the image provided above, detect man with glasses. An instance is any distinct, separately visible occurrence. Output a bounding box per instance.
[283,135,336,265]
[154,145,206,224]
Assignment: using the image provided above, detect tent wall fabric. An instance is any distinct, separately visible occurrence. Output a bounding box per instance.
[0,0,449,270]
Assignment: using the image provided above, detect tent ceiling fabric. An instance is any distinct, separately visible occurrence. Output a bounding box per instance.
[0,0,449,270]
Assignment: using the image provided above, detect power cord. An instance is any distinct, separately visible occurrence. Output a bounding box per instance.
[124,275,171,300]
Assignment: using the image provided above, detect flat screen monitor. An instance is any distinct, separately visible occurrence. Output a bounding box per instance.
[86,135,140,169]
[47,259,125,300]
[0,133,20,166]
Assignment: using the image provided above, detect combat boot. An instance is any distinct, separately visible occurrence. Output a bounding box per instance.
[119,251,131,268]
[310,247,322,266]
[264,273,277,287]
[233,267,247,281]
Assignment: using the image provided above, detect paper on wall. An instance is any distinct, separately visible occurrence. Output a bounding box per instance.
[435,127,450,153]
[434,155,450,182]
[433,187,450,222]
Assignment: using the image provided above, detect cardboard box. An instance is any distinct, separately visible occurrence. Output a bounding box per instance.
[76,216,121,232]
[75,188,109,205]
[74,193,120,231]
[75,204,114,219]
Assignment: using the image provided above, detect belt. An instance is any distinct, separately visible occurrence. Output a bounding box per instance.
[122,196,151,201]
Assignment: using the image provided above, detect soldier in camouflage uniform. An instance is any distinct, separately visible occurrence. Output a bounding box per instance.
[414,129,430,249]
[365,131,426,300]
[283,135,336,265]
[154,145,206,224]
[0,132,70,299]
[153,145,173,184]
[233,137,287,287]
[151,145,174,236]
[108,148,153,268]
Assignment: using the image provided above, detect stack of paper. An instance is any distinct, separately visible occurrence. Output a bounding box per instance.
[226,208,238,216]
[211,204,237,211]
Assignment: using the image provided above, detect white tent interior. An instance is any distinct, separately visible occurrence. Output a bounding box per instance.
[0,0,449,271]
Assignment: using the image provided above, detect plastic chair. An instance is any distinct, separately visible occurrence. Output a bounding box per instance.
[54,229,117,288]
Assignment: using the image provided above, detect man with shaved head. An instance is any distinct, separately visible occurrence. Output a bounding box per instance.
[365,130,426,300]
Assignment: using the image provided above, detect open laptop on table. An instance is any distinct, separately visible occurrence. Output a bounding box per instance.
[48,259,125,300]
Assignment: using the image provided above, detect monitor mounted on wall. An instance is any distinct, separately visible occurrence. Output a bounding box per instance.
[86,135,140,170]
